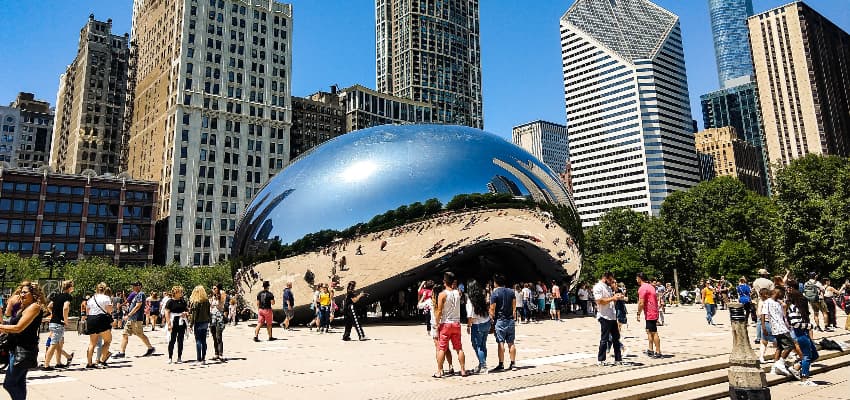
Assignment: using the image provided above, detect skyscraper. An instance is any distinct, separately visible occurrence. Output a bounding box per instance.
[695,127,765,195]
[5,93,54,169]
[561,0,700,227]
[375,0,483,128]
[511,120,570,175]
[748,2,850,172]
[708,0,754,87]
[127,0,293,266]
[51,15,130,175]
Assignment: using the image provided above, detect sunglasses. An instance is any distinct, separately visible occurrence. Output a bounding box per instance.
[20,291,30,295]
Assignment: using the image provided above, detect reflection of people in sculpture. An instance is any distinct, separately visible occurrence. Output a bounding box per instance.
[339,256,347,271]
[380,240,387,251]
[342,281,367,341]
[356,245,363,255]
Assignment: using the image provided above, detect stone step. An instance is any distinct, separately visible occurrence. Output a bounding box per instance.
[650,351,850,400]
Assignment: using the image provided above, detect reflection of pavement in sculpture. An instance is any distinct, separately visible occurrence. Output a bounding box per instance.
[243,208,581,318]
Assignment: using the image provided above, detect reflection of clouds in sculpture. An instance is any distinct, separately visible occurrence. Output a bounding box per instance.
[340,161,378,183]
[232,124,582,322]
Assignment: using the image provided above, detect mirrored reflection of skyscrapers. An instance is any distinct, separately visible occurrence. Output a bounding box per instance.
[708,0,754,88]
[560,0,700,227]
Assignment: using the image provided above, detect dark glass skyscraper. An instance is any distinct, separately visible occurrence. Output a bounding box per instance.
[708,0,754,86]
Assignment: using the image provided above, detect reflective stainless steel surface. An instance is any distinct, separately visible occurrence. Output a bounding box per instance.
[233,124,582,321]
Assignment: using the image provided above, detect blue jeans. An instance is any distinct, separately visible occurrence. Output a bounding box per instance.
[4,353,28,400]
[194,322,209,361]
[794,329,818,377]
[705,304,716,324]
[469,322,489,368]
[319,306,330,329]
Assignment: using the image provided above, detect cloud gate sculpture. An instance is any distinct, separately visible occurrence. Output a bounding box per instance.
[232,125,582,322]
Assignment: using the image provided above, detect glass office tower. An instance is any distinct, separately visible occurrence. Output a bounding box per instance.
[708,0,754,87]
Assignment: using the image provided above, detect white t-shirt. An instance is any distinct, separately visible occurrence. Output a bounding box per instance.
[578,288,589,301]
[521,287,532,302]
[763,298,789,335]
[536,285,545,300]
[465,299,490,325]
[592,281,616,320]
[87,294,112,316]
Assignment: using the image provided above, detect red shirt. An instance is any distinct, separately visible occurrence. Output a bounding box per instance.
[638,283,659,321]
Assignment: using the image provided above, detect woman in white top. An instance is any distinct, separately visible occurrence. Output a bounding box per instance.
[822,278,839,330]
[85,282,113,368]
[466,287,491,374]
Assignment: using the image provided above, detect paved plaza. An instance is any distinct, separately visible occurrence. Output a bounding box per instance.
[16,304,850,400]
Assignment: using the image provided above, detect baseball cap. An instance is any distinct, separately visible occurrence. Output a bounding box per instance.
[757,269,769,276]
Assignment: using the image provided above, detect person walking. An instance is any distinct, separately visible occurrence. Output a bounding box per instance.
[189,285,211,364]
[44,280,74,369]
[165,286,189,364]
[0,281,45,400]
[281,282,295,331]
[466,286,490,374]
[209,284,227,361]
[822,278,839,330]
[113,281,155,358]
[342,281,367,341]
[577,284,589,316]
[253,281,276,342]
[636,273,662,358]
[803,273,827,331]
[85,282,114,368]
[318,284,332,333]
[594,271,624,366]
[786,281,818,386]
[702,281,717,325]
[148,293,160,331]
[433,272,467,377]
[489,274,517,373]
[550,281,561,321]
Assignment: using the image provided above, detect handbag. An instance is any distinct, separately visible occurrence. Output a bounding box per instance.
[84,297,114,335]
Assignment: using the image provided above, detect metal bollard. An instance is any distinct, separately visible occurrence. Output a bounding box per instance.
[728,302,771,400]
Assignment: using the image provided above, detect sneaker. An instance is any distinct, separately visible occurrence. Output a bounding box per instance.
[489,364,505,373]
[477,366,488,374]
[112,352,125,359]
[253,337,260,342]
[509,362,517,371]
[789,367,801,380]
[167,359,173,364]
[342,337,351,341]
[143,347,155,357]
[176,358,183,364]
[652,353,664,359]
[799,380,817,387]
[612,361,625,366]
[596,361,608,366]
[644,350,656,357]
[268,337,278,341]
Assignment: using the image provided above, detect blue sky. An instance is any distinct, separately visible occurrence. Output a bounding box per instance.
[0,1,847,140]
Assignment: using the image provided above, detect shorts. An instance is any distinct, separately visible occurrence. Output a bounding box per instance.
[150,311,160,317]
[258,308,273,326]
[762,322,776,343]
[283,308,294,319]
[494,319,516,344]
[810,300,826,313]
[645,320,658,333]
[48,323,66,344]
[123,320,145,337]
[437,322,462,351]
[775,333,795,352]
[538,299,546,311]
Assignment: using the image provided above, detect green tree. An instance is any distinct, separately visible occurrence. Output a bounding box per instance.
[698,240,760,279]
[774,154,850,278]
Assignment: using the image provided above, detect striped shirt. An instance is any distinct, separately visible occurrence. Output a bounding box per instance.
[787,303,812,331]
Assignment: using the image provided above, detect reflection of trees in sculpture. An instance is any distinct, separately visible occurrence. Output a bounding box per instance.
[239,193,583,266]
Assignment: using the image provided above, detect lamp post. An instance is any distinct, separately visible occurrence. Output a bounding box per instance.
[43,248,65,280]
[728,302,770,399]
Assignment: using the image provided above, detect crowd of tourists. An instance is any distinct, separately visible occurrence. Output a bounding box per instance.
[0,279,235,400]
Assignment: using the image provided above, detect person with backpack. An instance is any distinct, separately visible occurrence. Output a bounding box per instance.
[802,273,828,332]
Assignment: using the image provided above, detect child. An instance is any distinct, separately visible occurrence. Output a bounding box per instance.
[229,298,238,326]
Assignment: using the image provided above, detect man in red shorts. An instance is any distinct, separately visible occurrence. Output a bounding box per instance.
[253,281,277,342]
[433,272,467,377]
